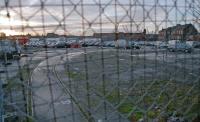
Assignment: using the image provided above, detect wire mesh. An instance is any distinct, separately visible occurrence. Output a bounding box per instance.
[0,0,200,122]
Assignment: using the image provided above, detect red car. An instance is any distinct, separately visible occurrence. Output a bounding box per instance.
[70,43,81,48]
[18,37,29,45]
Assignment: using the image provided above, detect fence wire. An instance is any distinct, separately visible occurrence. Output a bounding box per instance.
[0,0,200,122]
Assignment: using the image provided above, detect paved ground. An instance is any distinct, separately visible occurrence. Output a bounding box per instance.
[2,46,200,122]
[53,47,200,121]
[31,49,84,122]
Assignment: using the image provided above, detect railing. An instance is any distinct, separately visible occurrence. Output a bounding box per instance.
[0,0,199,122]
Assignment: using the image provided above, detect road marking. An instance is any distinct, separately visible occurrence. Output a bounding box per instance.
[54,99,71,106]
[61,100,71,104]
[98,119,102,122]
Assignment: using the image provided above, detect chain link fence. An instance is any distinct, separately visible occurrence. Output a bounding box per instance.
[0,0,200,122]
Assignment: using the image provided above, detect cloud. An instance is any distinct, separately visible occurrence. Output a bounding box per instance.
[0,0,198,35]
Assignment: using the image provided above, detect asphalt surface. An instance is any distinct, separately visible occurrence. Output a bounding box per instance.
[31,49,85,122]
[20,47,200,122]
[30,47,127,122]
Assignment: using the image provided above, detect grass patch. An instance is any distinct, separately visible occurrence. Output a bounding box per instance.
[5,78,22,90]
[134,112,144,120]
[157,92,170,104]
[128,111,144,121]
[66,71,85,80]
[106,89,120,104]
[118,102,134,114]
[147,110,157,118]
[114,80,198,121]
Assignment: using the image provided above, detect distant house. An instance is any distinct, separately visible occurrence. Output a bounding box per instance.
[158,24,198,41]
[124,33,145,41]
[158,28,171,41]
[46,33,59,37]
[93,32,125,41]
[93,32,152,41]
[188,33,200,41]
[146,34,158,41]
[171,24,198,40]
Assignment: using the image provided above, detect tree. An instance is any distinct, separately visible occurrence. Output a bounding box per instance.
[0,32,6,39]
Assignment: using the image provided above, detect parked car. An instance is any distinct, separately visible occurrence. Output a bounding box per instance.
[0,40,21,59]
[37,41,46,47]
[67,40,81,48]
[131,42,141,49]
[156,41,168,49]
[79,41,88,47]
[125,41,140,49]
[70,43,81,48]
[26,38,41,47]
[186,41,200,48]
[136,41,145,46]
[86,41,95,46]
[54,41,66,48]
[108,41,115,47]
[93,41,101,46]
[145,41,156,47]
[168,42,193,53]
[115,39,127,48]
[46,41,55,48]
[103,41,111,47]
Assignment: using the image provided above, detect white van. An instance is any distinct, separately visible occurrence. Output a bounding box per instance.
[115,39,128,48]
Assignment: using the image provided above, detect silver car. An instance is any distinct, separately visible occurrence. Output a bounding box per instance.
[168,43,193,53]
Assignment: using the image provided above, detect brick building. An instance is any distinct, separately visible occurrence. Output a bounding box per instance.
[93,32,154,41]
[93,32,125,41]
[188,33,200,41]
[158,24,198,41]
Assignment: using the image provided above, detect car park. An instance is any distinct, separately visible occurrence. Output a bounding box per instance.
[54,41,67,48]
[168,42,193,53]
[66,39,81,48]
[79,41,88,47]
[102,41,107,47]
[107,41,115,47]
[50,41,58,48]
[93,41,101,46]
[25,41,32,47]
[70,43,81,48]
[26,38,40,47]
[136,41,145,46]
[37,41,46,47]
[158,42,168,49]
[87,41,95,46]
[45,38,57,48]
[155,41,168,49]
[124,41,140,49]
[115,39,128,48]
[186,41,200,48]
[103,41,111,47]
[131,42,141,49]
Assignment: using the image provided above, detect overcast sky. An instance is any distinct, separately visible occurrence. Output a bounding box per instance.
[0,0,199,36]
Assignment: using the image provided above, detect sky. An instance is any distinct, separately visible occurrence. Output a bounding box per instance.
[0,0,199,36]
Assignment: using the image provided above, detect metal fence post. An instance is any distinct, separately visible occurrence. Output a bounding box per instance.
[0,79,4,122]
